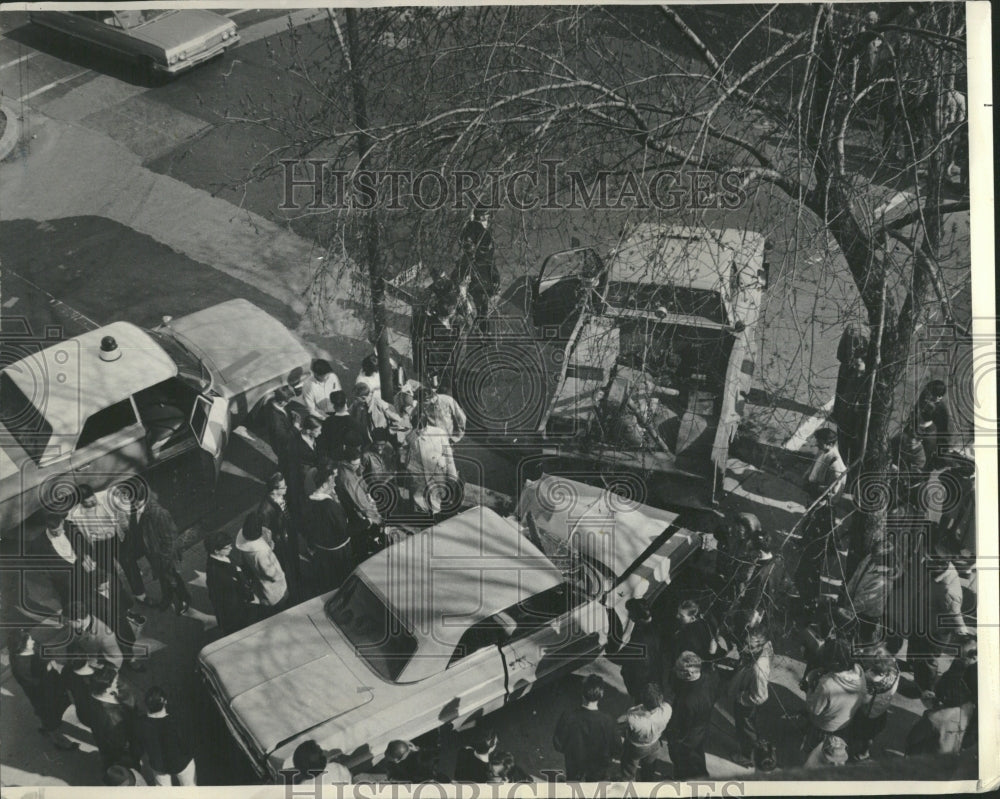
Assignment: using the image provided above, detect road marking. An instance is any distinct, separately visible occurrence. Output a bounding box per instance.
[4,268,101,331]
[783,395,835,451]
[16,68,90,102]
[2,296,19,308]
[0,51,38,70]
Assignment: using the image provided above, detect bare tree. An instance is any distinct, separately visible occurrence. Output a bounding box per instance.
[230,3,970,546]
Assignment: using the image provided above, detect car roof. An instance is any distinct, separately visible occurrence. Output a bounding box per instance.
[4,322,177,451]
[356,506,564,662]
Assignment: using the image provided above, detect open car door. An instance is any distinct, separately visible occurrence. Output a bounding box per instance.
[190,394,229,478]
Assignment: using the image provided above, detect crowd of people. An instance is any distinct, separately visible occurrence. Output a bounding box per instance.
[7,315,976,785]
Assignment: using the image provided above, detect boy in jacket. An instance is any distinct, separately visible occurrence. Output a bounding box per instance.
[731,628,773,767]
[233,513,288,616]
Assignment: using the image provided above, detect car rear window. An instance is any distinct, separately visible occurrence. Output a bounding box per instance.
[0,372,53,464]
[325,576,417,683]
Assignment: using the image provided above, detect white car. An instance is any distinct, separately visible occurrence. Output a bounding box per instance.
[198,477,703,779]
[0,299,311,538]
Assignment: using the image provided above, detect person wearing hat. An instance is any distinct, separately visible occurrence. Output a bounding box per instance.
[289,739,352,784]
[383,739,444,782]
[730,627,773,768]
[335,446,384,557]
[805,428,848,502]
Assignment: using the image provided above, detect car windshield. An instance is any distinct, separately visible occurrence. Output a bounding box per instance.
[325,575,417,683]
[113,10,175,29]
[0,372,53,464]
[147,330,210,390]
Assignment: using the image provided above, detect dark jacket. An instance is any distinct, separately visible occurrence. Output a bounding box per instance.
[663,618,716,676]
[205,554,253,635]
[137,500,180,570]
[63,668,99,729]
[263,402,296,465]
[665,669,722,748]
[552,705,618,781]
[90,695,141,768]
[10,649,71,729]
[454,748,491,782]
[319,414,363,461]
[305,493,351,550]
[137,713,193,774]
[27,525,96,607]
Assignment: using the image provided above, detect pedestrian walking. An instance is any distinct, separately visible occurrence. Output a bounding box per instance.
[256,473,300,602]
[6,629,77,750]
[663,652,721,779]
[88,668,141,771]
[28,511,98,614]
[301,359,341,420]
[620,682,671,781]
[232,513,288,617]
[205,530,254,635]
[132,492,190,615]
[305,463,354,593]
[552,675,618,781]
[289,739,352,784]
[402,413,460,517]
[454,728,498,782]
[335,446,384,558]
[730,627,772,768]
[65,600,123,673]
[847,649,900,761]
[137,686,196,786]
[319,390,364,462]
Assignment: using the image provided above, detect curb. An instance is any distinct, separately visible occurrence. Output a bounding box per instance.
[0,100,23,162]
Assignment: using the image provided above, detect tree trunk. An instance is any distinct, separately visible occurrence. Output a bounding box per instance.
[345,9,395,399]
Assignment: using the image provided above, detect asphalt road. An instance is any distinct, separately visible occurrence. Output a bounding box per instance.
[0,6,973,788]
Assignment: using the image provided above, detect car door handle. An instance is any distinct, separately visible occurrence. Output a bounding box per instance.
[77,463,93,471]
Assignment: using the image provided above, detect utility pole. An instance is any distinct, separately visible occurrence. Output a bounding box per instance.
[344,8,395,399]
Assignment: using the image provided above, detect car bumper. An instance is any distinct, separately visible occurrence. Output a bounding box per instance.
[156,35,239,73]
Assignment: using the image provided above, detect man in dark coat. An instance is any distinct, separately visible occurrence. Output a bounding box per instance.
[204,530,253,635]
[305,463,354,594]
[286,416,322,533]
[664,652,722,779]
[256,472,300,602]
[454,728,498,782]
[6,629,77,750]
[612,598,662,704]
[132,492,190,614]
[137,685,197,785]
[319,390,364,462]
[28,511,98,613]
[454,205,500,320]
[552,675,618,781]
[88,668,142,771]
[263,386,298,473]
[663,599,718,679]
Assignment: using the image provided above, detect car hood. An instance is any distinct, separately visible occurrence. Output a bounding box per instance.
[127,10,234,51]
[198,599,374,756]
[162,300,311,397]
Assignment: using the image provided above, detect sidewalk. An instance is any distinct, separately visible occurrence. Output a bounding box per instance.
[0,105,409,357]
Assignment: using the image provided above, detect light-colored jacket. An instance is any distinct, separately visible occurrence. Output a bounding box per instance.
[930,563,969,638]
[233,532,287,607]
[847,554,900,618]
[806,665,867,732]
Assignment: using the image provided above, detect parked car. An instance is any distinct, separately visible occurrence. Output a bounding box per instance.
[0,299,311,539]
[29,9,239,77]
[198,477,703,780]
